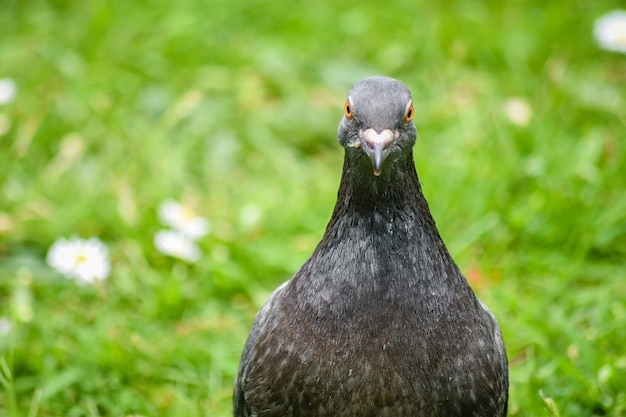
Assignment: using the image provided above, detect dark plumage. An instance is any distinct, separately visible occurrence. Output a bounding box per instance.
[234,76,508,417]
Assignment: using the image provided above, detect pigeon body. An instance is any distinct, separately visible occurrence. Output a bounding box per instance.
[234,76,508,417]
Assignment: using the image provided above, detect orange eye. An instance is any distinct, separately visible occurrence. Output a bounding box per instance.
[404,102,414,123]
[344,100,353,119]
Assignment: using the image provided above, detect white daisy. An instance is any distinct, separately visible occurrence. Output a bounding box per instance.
[0,78,17,105]
[154,229,201,263]
[504,97,532,127]
[0,317,12,336]
[47,236,110,284]
[158,200,209,240]
[594,10,626,54]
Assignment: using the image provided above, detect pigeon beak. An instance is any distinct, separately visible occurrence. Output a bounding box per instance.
[362,128,394,176]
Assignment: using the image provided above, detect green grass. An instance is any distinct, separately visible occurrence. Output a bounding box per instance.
[1,0,625,415]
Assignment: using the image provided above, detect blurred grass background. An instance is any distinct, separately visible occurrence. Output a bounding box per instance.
[1,0,625,415]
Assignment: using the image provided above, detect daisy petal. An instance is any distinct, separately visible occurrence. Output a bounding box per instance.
[158,200,209,240]
[47,236,110,284]
[154,230,201,263]
[594,10,626,54]
[0,78,17,105]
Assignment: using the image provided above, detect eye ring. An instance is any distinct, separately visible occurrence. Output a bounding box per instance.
[344,99,353,119]
[404,102,415,123]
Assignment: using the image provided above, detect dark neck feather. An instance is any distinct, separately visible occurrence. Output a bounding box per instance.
[322,150,440,242]
[295,148,468,314]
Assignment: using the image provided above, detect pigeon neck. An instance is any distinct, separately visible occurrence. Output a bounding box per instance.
[307,149,459,295]
[326,150,439,234]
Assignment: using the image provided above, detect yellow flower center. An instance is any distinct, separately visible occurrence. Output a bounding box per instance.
[75,253,88,264]
[182,207,196,221]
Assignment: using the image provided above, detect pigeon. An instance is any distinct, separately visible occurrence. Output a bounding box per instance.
[234,76,508,417]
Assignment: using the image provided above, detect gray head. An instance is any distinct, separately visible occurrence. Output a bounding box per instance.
[337,76,417,176]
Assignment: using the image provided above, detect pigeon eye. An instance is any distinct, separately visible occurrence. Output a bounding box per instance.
[404,102,414,123]
[344,100,354,119]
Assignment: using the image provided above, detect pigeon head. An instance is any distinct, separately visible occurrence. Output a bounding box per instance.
[337,76,417,176]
